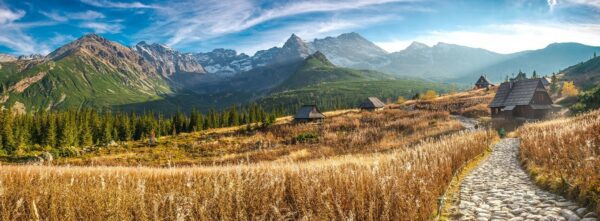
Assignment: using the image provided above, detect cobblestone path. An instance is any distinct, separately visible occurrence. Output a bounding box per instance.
[448,138,598,221]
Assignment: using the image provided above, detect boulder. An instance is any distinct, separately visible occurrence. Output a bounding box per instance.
[39,151,53,162]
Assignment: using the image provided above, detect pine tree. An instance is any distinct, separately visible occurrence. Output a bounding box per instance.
[230,107,239,127]
[80,121,93,147]
[1,110,15,151]
[44,114,57,148]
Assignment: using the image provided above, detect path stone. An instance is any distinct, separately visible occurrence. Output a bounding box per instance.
[448,138,584,221]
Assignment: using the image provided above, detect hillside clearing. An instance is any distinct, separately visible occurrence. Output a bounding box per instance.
[0,130,497,221]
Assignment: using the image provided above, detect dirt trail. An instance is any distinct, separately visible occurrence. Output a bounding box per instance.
[452,115,478,131]
[448,138,595,221]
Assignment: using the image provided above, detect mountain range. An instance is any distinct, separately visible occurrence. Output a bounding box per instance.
[0,32,598,113]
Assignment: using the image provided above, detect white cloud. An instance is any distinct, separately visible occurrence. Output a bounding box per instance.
[138,0,410,47]
[375,23,600,54]
[547,0,558,11]
[70,10,105,20]
[562,0,600,8]
[0,6,24,24]
[81,22,123,33]
[0,5,51,55]
[235,16,393,55]
[80,0,159,9]
[40,11,68,22]
[41,10,105,22]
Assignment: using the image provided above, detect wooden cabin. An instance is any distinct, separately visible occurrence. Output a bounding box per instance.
[359,97,385,111]
[475,75,494,89]
[489,79,553,120]
[540,77,552,87]
[293,105,325,123]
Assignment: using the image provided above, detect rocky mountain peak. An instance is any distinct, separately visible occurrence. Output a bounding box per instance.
[282,34,309,51]
[274,34,310,63]
[306,51,334,67]
[77,33,109,45]
[134,41,205,77]
[17,54,43,61]
[405,41,429,51]
[0,53,17,62]
[337,32,364,40]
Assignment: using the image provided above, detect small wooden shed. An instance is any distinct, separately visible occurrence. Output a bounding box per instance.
[475,75,494,89]
[489,79,553,120]
[293,105,325,123]
[359,97,385,111]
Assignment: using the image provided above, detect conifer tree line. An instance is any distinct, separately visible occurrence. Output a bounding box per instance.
[0,104,279,156]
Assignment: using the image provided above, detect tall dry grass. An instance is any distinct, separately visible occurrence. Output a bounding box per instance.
[518,109,600,213]
[0,130,496,221]
[402,88,495,118]
[56,109,463,167]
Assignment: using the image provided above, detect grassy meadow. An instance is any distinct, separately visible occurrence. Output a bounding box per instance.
[53,108,463,167]
[518,109,600,213]
[0,130,497,221]
[401,87,496,119]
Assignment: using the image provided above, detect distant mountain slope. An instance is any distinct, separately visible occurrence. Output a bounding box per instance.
[560,55,600,89]
[309,32,389,69]
[0,34,172,111]
[275,51,394,91]
[381,42,505,80]
[461,43,600,83]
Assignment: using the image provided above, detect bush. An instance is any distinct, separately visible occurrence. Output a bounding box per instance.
[294,132,319,143]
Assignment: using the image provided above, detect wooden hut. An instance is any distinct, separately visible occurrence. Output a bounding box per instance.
[489,79,553,120]
[475,75,494,89]
[293,105,325,123]
[540,77,552,87]
[359,97,385,111]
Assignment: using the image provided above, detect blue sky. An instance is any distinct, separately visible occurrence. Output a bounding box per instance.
[0,0,599,56]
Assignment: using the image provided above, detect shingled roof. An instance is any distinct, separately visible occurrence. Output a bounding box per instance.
[359,97,385,109]
[490,79,548,108]
[475,75,492,86]
[294,105,325,119]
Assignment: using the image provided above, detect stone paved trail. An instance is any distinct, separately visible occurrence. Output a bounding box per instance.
[448,138,598,221]
[452,115,478,131]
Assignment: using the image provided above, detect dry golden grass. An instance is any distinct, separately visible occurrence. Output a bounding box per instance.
[518,109,600,213]
[0,130,496,221]
[400,88,496,118]
[54,109,463,167]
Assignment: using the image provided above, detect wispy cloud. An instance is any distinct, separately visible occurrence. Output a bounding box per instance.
[375,22,600,53]
[81,22,123,33]
[0,5,24,24]
[41,10,105,22]
[80,0,159,9]
[0,5,44,55]
[139,0,411,47]
[562,0,600,8]
[233,15,395,55]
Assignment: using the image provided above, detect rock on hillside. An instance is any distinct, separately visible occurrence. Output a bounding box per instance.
[133,41,205,77]
[47,34,158,78]
[193,48,252,75]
